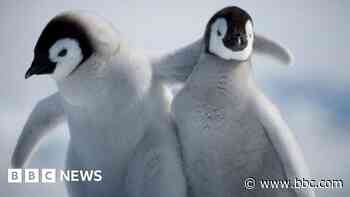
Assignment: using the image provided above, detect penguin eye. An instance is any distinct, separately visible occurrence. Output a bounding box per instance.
[217,30,222,36]
[58,49,67,57]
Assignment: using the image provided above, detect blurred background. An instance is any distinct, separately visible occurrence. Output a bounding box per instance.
[0,0,348,196]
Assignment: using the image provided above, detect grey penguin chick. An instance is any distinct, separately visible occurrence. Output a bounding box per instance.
[11,17,293,170]
[23,11,186,197]
[172,6,315,197]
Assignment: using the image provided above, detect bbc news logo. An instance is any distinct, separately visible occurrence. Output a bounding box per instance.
[8,169,102,183]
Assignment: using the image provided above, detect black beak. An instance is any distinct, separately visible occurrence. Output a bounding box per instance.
[25,58,41,79]
[224,34,248,51]
[25,56,56,79]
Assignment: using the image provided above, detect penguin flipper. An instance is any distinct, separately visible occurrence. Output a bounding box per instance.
[11,93,66,168]
[253,33,294,66]
[150,34,293,84]
[253,91,315,197]
[125,123,186,197]
[149,38,203,84]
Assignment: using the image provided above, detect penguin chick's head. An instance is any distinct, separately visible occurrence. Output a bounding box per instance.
[25,11,120,80]
[204,6,254,61]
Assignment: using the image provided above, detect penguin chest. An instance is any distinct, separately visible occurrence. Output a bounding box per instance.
[173,80,250,143]
[64,102,146,169]
[173,82,271,196]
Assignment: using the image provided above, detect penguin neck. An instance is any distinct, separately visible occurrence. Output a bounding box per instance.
[192,53,255,89]
[56,45,152,111]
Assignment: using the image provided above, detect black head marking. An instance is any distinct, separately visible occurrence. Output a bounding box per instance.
[204,6,253,54]
[25,15,94,78]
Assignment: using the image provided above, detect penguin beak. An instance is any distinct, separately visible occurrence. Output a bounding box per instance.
[224,34,248,51]
[25,56,56,79]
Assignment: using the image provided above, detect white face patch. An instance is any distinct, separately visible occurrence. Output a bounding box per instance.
[49,38,83,80]
[209,18,254,61]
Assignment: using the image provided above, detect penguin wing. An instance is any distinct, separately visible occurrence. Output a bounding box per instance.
[125,122,186,197]
[11,93,66,168]
[253,91,315,197]
[253,33,294,66]
[149,38,203,83]
[150,34,293,84]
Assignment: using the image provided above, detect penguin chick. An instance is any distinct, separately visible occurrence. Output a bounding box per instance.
[172,6,314,197]
[23,11,187,197]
